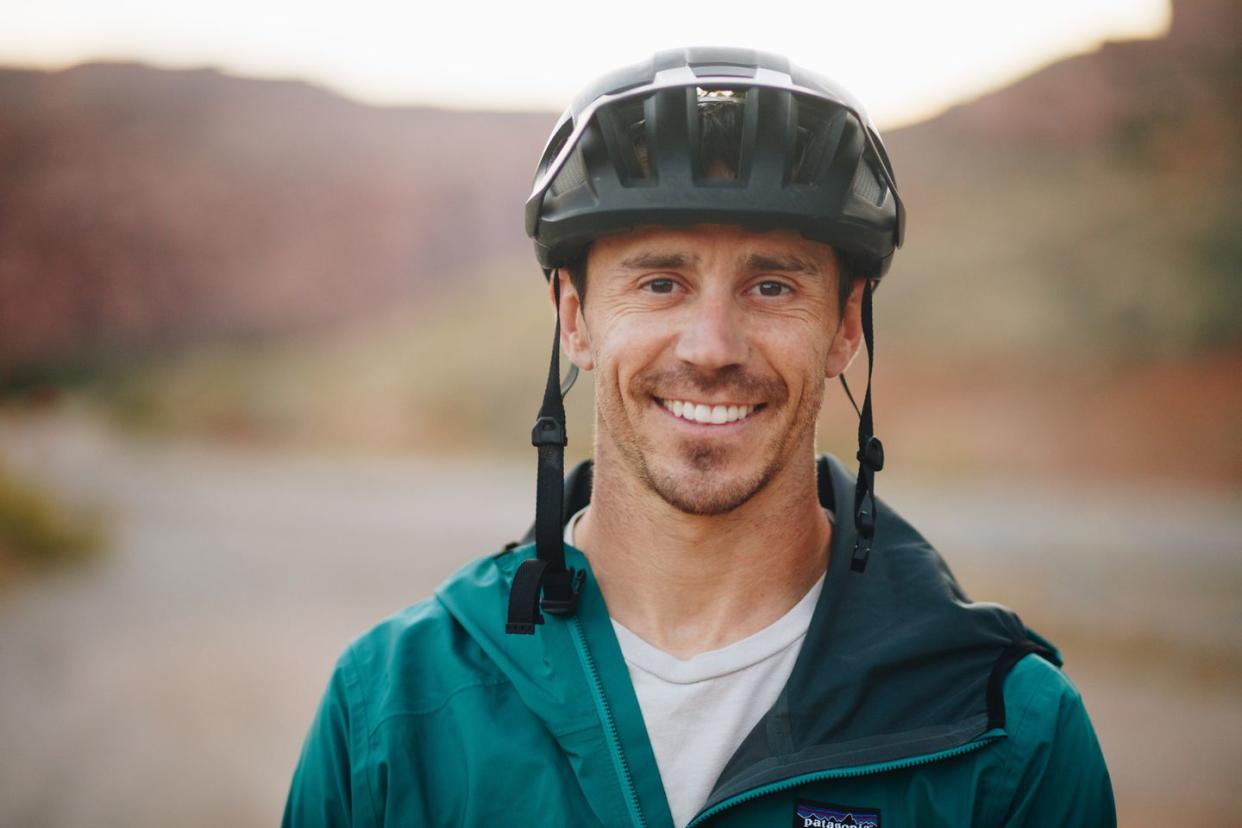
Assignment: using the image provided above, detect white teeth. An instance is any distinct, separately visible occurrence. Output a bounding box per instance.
[660,399,757,425]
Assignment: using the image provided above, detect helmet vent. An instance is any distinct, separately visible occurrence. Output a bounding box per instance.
[790,101,847,185]
[549,146,589,198]
[693,91,746,181]
[850,160,886,206]
[543,118,592,199]
[596,97,653,185]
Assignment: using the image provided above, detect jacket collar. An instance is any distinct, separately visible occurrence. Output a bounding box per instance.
[437,531,672,827]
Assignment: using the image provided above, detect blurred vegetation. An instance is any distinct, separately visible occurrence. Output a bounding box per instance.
[0,455,106,586]
[880,141,1241,366]
[75,258,569,459]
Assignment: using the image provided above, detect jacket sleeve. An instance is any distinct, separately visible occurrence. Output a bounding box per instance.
[282,654,362,828]
[995,654,1116,828]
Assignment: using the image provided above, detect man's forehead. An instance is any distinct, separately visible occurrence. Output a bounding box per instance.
[590,224,837,274]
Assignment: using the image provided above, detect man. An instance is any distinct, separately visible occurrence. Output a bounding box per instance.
[284,48,1115,827]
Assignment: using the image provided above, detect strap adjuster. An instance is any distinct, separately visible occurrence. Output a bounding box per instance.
[857,435,884,472]
[855,505,876,537]
[850,537,872,573]
[532,416,566,447]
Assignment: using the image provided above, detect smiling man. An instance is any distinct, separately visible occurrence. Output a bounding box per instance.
[284,49,1115,827]
[560,226,849,665]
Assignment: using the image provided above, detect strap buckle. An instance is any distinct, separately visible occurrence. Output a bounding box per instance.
[505,559,585,635]
[540,568,585,616]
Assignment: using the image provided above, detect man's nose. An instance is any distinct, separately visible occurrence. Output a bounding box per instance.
[673,289,749,370]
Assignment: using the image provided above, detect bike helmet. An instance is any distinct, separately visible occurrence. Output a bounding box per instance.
[507,48,903,636]
[526,46,904,279]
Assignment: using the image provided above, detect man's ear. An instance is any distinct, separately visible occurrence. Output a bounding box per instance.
[825,278,865,379]
[551,269,594,372]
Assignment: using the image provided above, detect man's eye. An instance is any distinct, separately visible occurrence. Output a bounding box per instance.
[754,281,790,297]
[645,278,677,294]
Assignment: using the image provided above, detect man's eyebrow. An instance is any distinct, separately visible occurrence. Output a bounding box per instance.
[742,252,821,275]
[618,251,698,270]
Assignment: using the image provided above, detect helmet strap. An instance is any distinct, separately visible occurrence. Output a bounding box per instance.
[506,271,584,634]
[839,278,884,573]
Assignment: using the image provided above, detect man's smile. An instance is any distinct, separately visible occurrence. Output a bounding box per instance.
[652,396,768,426]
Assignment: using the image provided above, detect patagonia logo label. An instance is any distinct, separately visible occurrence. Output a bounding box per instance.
[792,799,880,828]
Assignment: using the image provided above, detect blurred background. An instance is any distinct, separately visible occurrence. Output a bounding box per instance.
[0,0,1239,824]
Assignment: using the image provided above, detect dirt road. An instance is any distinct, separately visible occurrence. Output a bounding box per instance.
[1,414,1239,826]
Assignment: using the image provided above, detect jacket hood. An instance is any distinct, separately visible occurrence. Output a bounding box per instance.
[435,454,1054,818]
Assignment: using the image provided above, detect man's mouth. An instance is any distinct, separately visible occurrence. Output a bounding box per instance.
[654,396,766,425]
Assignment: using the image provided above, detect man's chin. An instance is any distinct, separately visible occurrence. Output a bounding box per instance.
[642,453,775,517]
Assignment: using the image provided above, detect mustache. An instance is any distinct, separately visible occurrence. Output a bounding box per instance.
[632,364,788,404]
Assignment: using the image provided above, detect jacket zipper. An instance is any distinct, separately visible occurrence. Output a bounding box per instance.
[568,615,649,828]
[686,733,1003,827]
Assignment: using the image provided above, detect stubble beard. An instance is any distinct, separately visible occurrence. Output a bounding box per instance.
[596,364,825,516]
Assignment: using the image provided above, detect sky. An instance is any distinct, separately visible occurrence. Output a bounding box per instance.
[1,0,1171,128]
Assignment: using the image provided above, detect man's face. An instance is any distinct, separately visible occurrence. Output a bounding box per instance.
[559,224,862,516]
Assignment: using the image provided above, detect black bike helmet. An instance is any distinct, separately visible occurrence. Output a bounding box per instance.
[526,46,904,279]
[507,48,902,636]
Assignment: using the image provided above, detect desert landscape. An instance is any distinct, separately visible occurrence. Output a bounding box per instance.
[1,1,1238,825]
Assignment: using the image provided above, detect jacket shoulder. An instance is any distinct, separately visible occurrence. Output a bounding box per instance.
[987,653,1116,826]
[283,560,524,828]
[344,581,508,727]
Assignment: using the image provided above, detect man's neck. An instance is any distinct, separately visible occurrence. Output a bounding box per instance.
[573,450,830,660]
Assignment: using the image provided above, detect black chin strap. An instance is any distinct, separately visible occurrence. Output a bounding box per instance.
[506,272,584,635]
[839,278,883,573]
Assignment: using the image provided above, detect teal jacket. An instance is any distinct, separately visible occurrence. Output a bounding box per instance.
[284,456,1115,827]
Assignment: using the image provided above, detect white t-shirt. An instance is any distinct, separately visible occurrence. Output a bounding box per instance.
[565,509,827,827]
